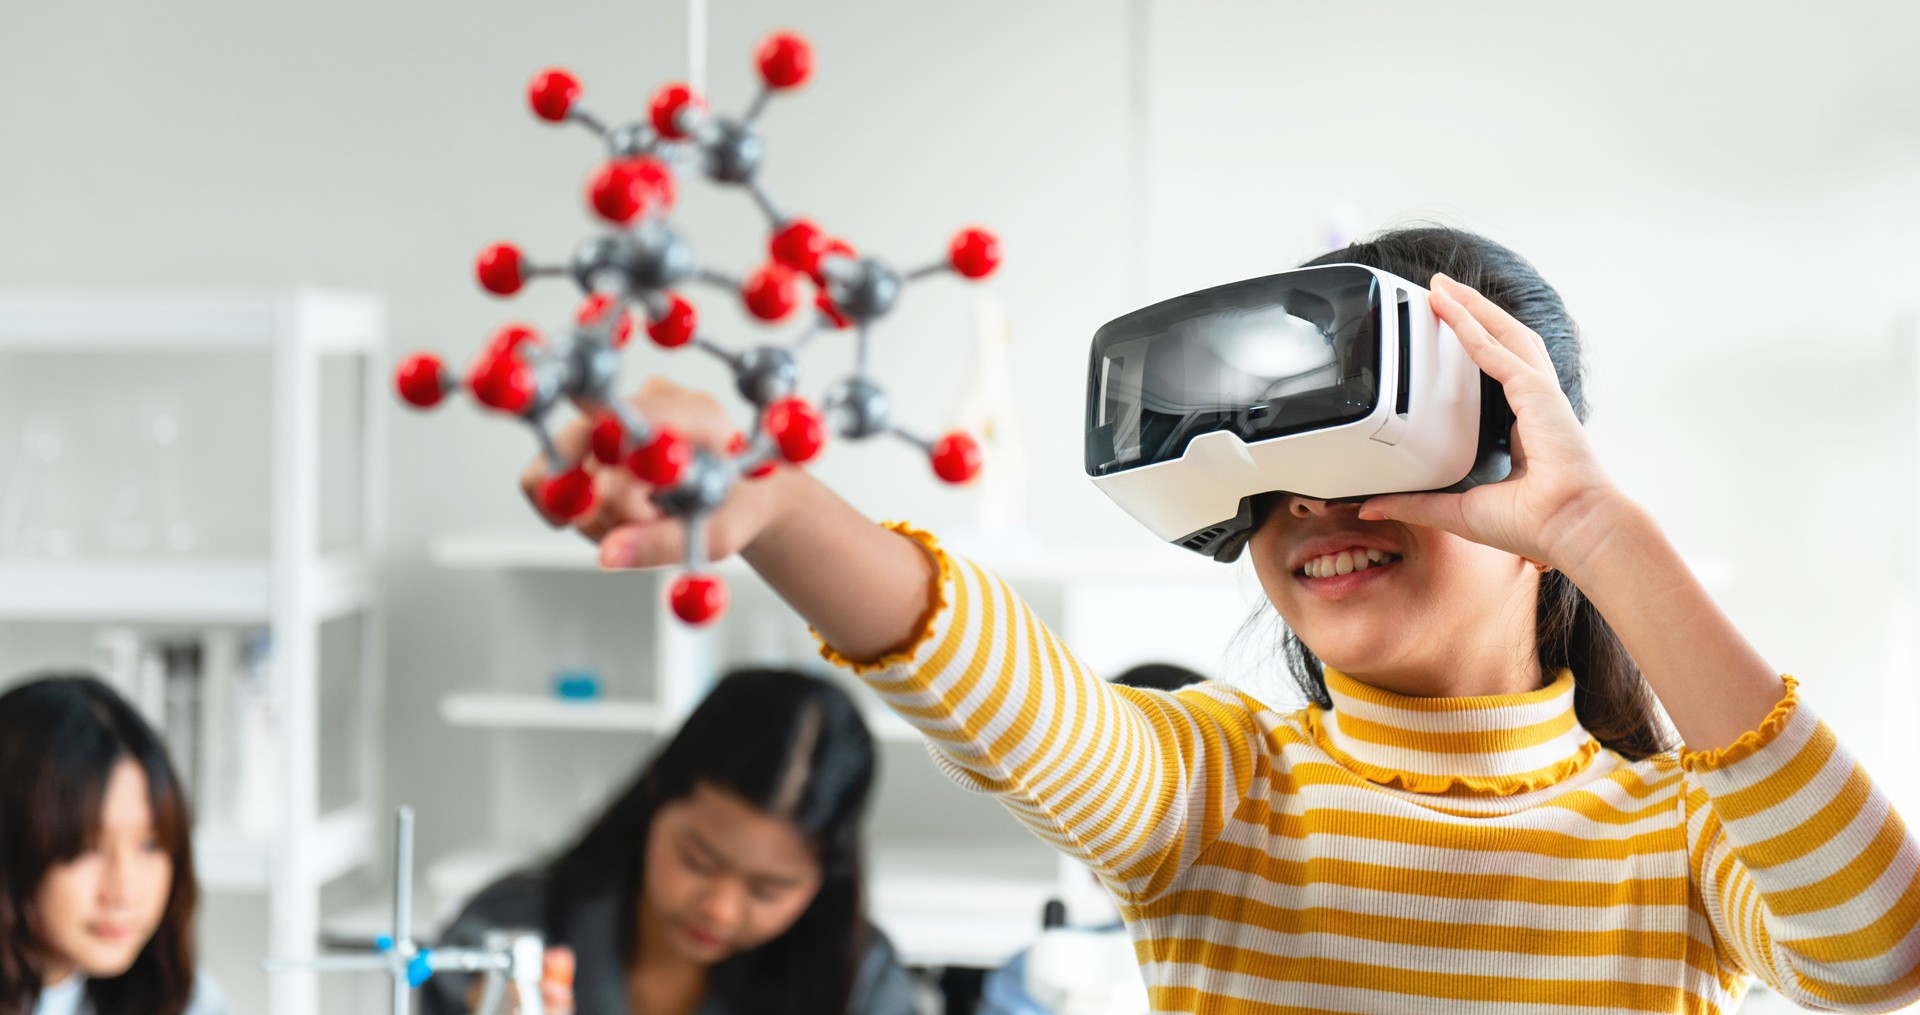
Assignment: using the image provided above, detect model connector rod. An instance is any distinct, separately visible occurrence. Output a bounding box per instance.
[264,808,569,1015]
[393,29,999,625]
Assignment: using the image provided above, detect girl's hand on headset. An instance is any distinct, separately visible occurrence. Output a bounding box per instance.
[1356,273,1629,578]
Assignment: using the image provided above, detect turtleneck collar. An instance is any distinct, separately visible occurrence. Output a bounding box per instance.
[1309,667,1601,795]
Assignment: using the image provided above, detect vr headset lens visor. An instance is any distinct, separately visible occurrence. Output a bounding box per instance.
[1086,264,1385,477]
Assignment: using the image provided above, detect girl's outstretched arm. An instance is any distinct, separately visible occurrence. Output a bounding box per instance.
[520,378,942,660]
[1362,275,1920,1009]
[522,379,1266,900]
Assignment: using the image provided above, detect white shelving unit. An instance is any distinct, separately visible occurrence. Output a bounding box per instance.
[425,526,1246,967]
[430,532,731,723]
[0,288,388,1015]
[427,527,1243,735]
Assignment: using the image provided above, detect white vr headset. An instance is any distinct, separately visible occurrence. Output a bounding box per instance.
[1085,263,1513,562]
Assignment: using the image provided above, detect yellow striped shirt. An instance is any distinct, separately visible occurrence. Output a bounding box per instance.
[826,527,1920,1014]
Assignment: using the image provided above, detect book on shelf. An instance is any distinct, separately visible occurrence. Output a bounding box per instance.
[93,626,279,837]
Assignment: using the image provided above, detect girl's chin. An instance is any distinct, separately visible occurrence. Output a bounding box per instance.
[1299,640,1403,679]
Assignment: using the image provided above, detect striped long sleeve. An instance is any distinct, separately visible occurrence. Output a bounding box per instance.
[1682,680,1920,1010]
[824,527,1920,1012]
[825,526,1268,901]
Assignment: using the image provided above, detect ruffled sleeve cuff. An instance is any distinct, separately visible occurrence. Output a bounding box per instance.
[812,521,953,676]
[1679,675,1800,773]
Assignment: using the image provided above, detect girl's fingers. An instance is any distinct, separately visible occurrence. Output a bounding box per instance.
[1358,490,1472,536]
[599,519,684,570]
[1429,285,1534,387]
[1431,274,1556,375]
[578,463,660,539]
[542,946,576,1011]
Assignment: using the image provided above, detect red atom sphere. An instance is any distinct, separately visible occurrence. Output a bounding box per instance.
[930,431,983,484]
[575,294,633,348]
[394,353,447,408]
[815,291,851,330]
[728,433,777,479]
[755,32,814,90]
[764,397,826,464]
[475,243,526,296]
[540,468,597,520]
[590,412,626,465]
[528,68,582,123]
[648,83,705,140]
[948,228,1001,279]
[647,294,697,348]
[588,158,672,225]
[468,354,536,415]
[741,264,800,321]
[668,573,729,625]
[768,219,826,275]
[627,431,693,486]
[626,157,675,210]
[486,323,541,357]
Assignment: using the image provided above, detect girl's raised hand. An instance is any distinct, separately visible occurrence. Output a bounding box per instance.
[517,376,793,570]
[1357,274,1624,573]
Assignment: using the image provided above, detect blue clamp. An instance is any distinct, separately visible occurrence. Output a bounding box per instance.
[376,935,395,952]
[407,949,434,989]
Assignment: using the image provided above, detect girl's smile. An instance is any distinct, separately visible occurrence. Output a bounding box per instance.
[1289,531,1408,598]
[1252,495,1543,697]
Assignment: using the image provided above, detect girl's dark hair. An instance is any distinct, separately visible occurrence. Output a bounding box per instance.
[546,667,877,1014]
[0,674,200,1015]
[1266,226,1672,760]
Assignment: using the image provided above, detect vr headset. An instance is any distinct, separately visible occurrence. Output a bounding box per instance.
[1085,263,1513,562]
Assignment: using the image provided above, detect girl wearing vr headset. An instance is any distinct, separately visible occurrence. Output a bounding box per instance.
[525,227,1918,1013]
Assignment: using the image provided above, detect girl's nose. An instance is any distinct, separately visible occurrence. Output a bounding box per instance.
[98,851,129,905]
[1288,496,1332,518]
[699,879,745,928]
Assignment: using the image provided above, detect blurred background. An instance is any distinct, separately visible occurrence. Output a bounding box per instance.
[1,0,1916,1011]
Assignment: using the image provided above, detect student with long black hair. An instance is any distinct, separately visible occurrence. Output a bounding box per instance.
[0,674,226,1015]
[524,227,1920,1011]
[426,667,915,1015]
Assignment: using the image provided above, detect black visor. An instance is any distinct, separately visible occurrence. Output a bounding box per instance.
[1086,265,1383,476]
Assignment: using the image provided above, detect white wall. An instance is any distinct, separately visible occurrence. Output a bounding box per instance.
[1137,0,1920,763]
[4,0,1918,1009]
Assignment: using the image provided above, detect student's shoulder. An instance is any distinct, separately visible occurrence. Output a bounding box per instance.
[422,869,556,1015]
[851,922,919,1015]
[442,868,552,942]
[186,970,229,1015]
[1167,680,1317,735]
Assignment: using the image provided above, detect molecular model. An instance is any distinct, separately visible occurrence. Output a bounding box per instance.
[394,31,1001,625]
[265,808,568,1015]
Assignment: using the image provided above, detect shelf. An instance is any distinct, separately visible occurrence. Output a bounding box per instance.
[439,690,923,742]
[198,804,376,893]
[428,532,748,575]
[2,284,389,1015]
[441,692,670,732]
[0,553,377,623]
[0,288,385,354]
